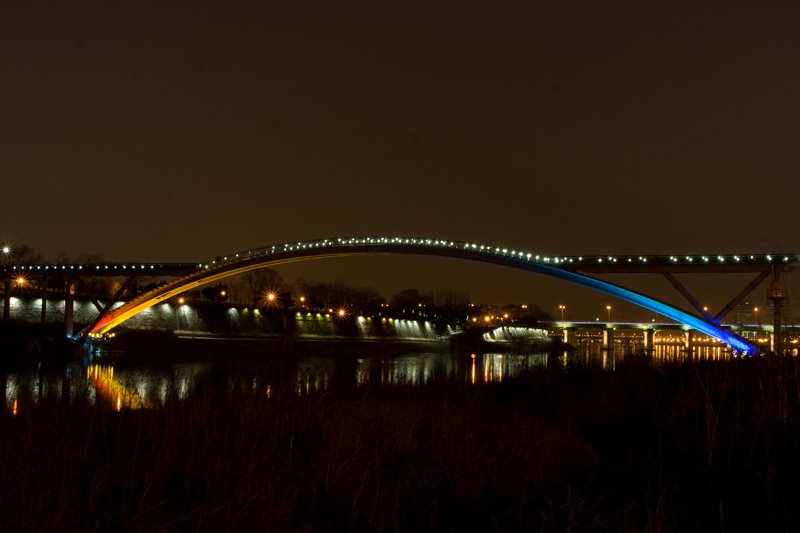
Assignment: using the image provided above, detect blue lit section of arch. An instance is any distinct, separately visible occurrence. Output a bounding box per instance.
[507,258,756,355]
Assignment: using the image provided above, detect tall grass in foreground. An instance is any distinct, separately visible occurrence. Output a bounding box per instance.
[2,356,800,531]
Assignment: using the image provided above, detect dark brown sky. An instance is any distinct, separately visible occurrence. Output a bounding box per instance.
[2,3,799,319]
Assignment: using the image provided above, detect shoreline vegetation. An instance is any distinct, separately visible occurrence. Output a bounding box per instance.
[2,353,800,530]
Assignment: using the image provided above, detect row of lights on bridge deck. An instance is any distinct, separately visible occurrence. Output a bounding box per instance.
[4,239,799,275]
[202,238,464,269]
[199,237,576,270]
[11,264,166,271]
[4,243,193,273]
[196,236,800,271]
[7,240,795,273]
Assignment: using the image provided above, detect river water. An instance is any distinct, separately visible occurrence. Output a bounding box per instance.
[1,341,739,414]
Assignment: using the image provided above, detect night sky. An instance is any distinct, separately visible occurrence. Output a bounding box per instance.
[2,3,799,319]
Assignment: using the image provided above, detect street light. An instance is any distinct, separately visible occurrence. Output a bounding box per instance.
[558,304,565,321]
[754,306,759,325]
[606,305,612,322]
[2,246,11,270]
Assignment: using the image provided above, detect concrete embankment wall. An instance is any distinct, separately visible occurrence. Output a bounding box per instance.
[7,297,101,327]
[5,297,451,340]
[6,297,549,344]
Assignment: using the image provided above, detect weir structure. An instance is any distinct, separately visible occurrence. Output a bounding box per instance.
[3,237,796,355]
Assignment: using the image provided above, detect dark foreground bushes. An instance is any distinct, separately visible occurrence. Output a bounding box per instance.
[2,356,800,531]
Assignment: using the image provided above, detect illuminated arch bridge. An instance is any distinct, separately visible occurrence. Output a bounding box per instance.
[88,236,765,355]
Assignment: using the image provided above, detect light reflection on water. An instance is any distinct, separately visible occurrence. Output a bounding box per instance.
[1,342,759,413]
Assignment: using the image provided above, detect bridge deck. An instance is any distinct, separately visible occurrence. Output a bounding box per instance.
[1,263,198,277]
[3,236,799,277]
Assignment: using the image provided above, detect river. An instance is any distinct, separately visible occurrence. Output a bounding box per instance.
[1,339,741,414]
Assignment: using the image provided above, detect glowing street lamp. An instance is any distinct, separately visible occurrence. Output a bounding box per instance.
[558,304,566,321]
[1,246,12,272]
[754,306,760,325]
[606,305,612,322]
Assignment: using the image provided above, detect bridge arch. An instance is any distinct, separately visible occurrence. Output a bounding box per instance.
[88,237,757,355]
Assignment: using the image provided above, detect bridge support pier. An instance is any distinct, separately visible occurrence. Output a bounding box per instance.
[769,266,786,355]
[684,330,693,357]
[3,278,9,322]
[562,328,574,345]
[40,280,47,325]
[643,329,655,351]
[603,328,614,351]
[64,282,75,340]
